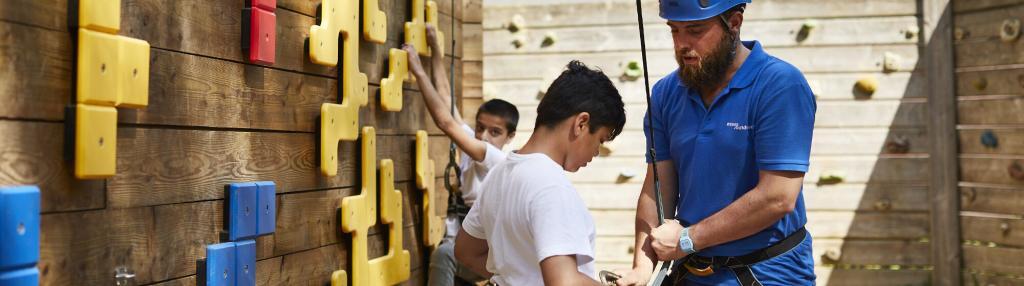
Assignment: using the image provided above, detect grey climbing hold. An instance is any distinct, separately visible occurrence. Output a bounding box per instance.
[1001,18,1021,42]
[882,52,901,73]
[885,136,910,154]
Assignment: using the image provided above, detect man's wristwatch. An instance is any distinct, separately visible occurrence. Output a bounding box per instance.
[678,226,697,255]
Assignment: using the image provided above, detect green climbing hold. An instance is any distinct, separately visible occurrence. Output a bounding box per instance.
[817,174,844,186]
[541,32,557,47]
[623,61,643,81]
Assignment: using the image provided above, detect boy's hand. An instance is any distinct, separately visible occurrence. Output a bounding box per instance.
[611,268,649,286]
[426,24,440,50]
[402,44,426,75]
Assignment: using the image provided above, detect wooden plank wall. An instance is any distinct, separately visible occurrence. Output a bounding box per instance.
[0,0,475,284]
[952,0,1024,285]
[482,0,937,284]
[461,0,484,123]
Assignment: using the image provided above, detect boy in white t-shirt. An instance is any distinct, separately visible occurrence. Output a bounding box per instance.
[455,60,627,285]
[404,25,520,285]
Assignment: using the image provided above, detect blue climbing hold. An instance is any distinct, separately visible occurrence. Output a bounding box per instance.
[981,130,998,149]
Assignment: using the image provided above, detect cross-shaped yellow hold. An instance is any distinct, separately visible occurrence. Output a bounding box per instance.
[416,131,445,247]
[405,0,445,57]
[334,127,379,286]
[425,0,444,56]
[73,0,150,179]
[311,0,371,176]
[380,49,409,112]
[367,159,412,284]
[363,0,387,44]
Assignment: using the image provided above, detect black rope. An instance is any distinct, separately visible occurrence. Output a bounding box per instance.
[635,0,673,284]
[444,0,467,217]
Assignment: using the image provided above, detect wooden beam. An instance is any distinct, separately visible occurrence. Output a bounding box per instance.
[923,0,962,284]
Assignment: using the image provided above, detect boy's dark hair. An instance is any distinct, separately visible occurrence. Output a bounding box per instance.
[476,99,520,133]
[535,60,625,140]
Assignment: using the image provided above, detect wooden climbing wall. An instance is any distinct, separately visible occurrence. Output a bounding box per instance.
[460,0,483,123]
[483,0,938,284]
[0,0,482,284]
[953,0,1024,285]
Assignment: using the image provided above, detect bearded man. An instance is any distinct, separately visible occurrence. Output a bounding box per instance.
[613,0,817,285]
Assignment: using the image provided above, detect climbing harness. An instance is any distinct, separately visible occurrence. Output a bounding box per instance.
[598,1,673,285]
[665,228,808,286]
[443,1,470,219]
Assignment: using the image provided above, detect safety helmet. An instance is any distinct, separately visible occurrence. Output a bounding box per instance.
[659,0,751,22]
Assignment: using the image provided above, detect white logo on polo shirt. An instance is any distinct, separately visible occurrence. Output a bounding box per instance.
[726,122,754,131]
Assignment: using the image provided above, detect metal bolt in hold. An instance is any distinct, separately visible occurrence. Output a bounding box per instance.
[114,266,136,286]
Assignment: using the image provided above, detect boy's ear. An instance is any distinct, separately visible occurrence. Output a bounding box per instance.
[574,112,591,136]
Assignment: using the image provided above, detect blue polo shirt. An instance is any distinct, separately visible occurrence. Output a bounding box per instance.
[645,41,816,285]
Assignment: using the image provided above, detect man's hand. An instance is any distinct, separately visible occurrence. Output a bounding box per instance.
[650,219,687,261]
[426,23,439,50]
[611,268,649,286]
[401,44,426,75]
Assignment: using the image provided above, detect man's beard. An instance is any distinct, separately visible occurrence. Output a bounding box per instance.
[676,30,738,92]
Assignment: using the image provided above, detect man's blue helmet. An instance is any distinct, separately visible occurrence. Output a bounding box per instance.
[659,0,751,22]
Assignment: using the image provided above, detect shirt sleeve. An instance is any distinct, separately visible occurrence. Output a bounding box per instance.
[644,81,671,163]
[754,82,816,172]
[459,124,476,168]
[529,186,595,263]
[461,198,485,239]
[480,143,507,169]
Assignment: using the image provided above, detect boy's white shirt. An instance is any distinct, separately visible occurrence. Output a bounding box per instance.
[443,124,508,238]
[458,124,506,206]
[462,152,597,286]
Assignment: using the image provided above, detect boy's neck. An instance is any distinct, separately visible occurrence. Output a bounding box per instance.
[517,127,567,169]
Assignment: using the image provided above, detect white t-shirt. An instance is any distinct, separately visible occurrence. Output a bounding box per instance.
[444,124,507,238]
[458,124,506,206]
[462,152,597,285]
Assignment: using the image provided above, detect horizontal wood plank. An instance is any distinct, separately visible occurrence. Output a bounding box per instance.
[960,215,1024,248]
[0,121,105,213]
[40,179,434,285]
[960,186,1024,216]
[955,68,1024,97]
[484,16,919,54]
[953,4,1024,68]
[954,0,1024,13]
[566,155,930,185]
[110,127,451,208]
[815,267,932,285]
[957,96,1024,125]
[591,210,930,239]
[958,128,1024,155]
[959,156,1024,186]
[485,72,925,109]
[962,244,1024,276]
[484,45,920,80]
[804,184,930,212]
[482,0,918,29]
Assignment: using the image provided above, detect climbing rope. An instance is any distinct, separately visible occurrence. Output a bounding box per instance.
[443,1,469,217]
[601,1,672,285]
